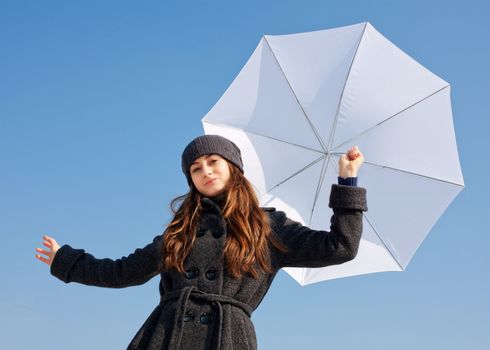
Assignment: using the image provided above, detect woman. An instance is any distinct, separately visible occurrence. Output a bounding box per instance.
[35,134,367,350]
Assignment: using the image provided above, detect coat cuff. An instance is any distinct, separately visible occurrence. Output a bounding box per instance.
[337,176,358,186]
[329,184,368,211]
[50,244,86,283]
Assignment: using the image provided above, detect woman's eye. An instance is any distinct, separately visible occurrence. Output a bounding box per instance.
[192,168,200,173]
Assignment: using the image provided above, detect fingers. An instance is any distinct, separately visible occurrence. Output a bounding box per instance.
[347,146,364,160]
[35,254,49,264]
[36,247,51,256]
[35,246,52,266]
[347,146,358,154]
[43,235,54,243]
[36,235,58,265]
[43,235,59,247]
[41,236,52,249]
[339,146,364,178]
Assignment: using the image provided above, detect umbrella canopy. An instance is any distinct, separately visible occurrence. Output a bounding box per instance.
[201,22,465,286]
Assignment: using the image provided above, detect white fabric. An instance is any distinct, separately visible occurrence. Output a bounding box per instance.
[203,38,321,151]
[266,22,365,150]
[202,22,464,286]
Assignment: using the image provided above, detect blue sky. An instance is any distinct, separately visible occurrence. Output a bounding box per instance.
[1,0,489,349]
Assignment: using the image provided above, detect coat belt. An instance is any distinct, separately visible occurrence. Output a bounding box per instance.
[161,286,253,350]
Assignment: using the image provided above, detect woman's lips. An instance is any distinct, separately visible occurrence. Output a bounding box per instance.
[205,179,216,185]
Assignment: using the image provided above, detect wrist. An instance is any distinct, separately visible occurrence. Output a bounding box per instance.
[338,176,358,186]
[339,172,358,179]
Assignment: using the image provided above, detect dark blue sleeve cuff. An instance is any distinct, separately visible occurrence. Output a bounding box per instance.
[338,176,358,187]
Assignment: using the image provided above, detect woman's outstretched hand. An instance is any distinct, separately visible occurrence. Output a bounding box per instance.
[35,235,61,267]
[339,146,364,178]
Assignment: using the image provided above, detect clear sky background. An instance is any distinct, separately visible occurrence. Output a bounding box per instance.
[1,1,488,349]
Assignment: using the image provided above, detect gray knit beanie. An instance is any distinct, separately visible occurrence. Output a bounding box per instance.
[181,134,244,187]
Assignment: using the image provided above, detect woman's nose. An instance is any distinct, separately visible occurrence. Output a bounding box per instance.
[202,165,212,175]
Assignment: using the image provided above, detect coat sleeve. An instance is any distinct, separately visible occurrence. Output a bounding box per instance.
[49,234,164,288]
[271,184,367,269]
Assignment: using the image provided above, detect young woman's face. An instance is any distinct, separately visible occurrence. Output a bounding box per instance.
[190,154,231,197]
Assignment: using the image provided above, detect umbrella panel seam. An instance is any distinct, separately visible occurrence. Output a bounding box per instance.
[331,157,405,271]
[330,84,451,152]
[364,213,404,272]
[326,22,369,152]
[263,36,327,152]
[202,120,325,155]
[308,156,330,226]
[260,155,326,195]
[360,160,464,187]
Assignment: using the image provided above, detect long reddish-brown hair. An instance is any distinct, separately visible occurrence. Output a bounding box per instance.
[161,161,287,279]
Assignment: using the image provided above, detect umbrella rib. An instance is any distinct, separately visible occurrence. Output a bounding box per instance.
[363,213,405,271]
[330,85,451,152]
[326,22,369,152]
[331,159,405,271]
[308,156,330,226]
[203,120,325,154]
[360,159,464,187]
[261,155,326,195]
[263,36,327,152]
[330,153,463,187]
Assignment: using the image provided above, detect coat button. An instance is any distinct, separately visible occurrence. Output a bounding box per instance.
[205,269,219,280]
[199,312,212,324]
[212,230,224,239]
[196,228,207,237]
[183,311,194,322]
[185,268,199,279]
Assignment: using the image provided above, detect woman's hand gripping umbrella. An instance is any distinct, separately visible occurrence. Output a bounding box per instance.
[339,146,364,178]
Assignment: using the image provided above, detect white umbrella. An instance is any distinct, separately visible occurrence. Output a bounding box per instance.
[201,22,465,286]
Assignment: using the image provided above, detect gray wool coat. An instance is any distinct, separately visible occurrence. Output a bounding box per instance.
[50,184,368,350]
